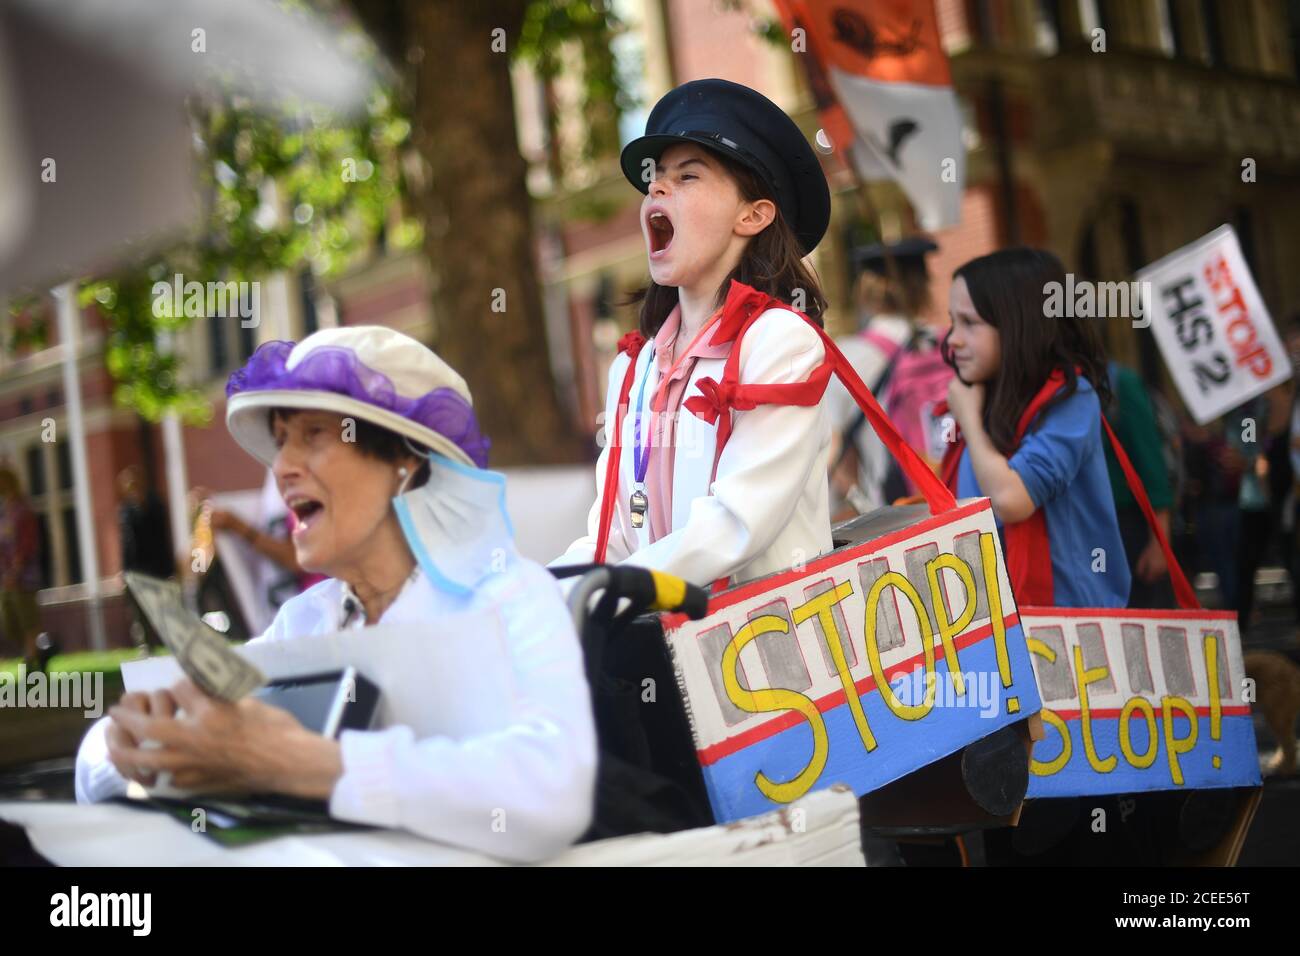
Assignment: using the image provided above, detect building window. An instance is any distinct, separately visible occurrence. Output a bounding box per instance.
[55,439,72,491]
[1035,0,1061,54]
[1288,0,1300,77]
[299,268,319,338]
[61,505,81,585]
[25,444,45,497]
[207,315,228,376]
[237,319,257,363]
[33,513,52,591]
[19,439,80,589]
[1078,0,1105,41]
[1200,0,1225,66]
[1235,205,1257,273]
[1156,0,1180,56]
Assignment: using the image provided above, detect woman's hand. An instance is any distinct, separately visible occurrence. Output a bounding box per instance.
[107,678,343,798]
[946,377,986,431]
[105,689,180,786]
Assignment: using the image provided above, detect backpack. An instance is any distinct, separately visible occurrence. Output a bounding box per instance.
[850,328,953,503]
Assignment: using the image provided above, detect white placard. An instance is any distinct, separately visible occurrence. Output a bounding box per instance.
[1137,224,1291,424]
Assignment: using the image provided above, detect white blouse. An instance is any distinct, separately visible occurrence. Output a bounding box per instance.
[76,536,597,864]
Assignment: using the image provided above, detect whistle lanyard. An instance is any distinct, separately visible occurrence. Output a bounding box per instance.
[632,346,655,487]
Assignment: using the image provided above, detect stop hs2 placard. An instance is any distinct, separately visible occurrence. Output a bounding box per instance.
[1138,224,1290,425]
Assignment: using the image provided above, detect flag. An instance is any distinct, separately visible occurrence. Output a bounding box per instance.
[776,0,965,229]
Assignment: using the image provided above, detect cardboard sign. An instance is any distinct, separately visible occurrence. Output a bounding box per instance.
[1021,607,1260,797]
[664,499,1042,823]
[1137,224,1290,425]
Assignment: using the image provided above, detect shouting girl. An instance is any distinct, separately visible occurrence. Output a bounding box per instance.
[555,78,837,587]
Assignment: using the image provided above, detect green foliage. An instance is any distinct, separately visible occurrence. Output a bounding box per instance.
[516,0,631,165]
[715,0,784,45]
[82,61,419,423]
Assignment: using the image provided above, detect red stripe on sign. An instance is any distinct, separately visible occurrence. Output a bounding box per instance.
[690,500,994,618]
[1019,606,1237,621]
[696,611,1021,765]
[1049,705,1251,720]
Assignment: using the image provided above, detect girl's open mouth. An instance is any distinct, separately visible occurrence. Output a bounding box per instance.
[647,210,675,257]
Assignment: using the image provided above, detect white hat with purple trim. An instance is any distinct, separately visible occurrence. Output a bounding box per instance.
[224,326,489,469]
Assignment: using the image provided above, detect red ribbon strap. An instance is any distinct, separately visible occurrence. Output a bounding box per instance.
[593,333,646,564]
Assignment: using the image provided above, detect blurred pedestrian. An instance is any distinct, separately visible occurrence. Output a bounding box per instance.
[116,465,174,579]
[1233,383,1294,633]
[1104,361,1176,608]
[0,467,44,670]
[824,237,952,518]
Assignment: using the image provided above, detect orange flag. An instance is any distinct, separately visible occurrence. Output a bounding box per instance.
[775,0,964,228]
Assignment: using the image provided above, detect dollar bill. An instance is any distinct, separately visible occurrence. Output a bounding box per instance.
[123,571,266,701]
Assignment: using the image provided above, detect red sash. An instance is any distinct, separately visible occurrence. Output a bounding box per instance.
[936,372,1197,609]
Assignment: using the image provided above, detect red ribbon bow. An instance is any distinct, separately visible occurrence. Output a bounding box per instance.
[683,377,757,425]
[617,330,647,359]
[704,281,777,348]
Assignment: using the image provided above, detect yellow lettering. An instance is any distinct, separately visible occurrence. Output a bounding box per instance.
[1119,697,1158,769]
[980,533,1016,711]
[1027,637,1070,776]
[1076,645,1117,773]
[924,553,976,696]
[1161,695,1198,786]
[792,581,876,752]
[864,572,935,720]
[722,614,828,803]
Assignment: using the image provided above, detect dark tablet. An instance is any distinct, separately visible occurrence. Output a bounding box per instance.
[253,666,380,738]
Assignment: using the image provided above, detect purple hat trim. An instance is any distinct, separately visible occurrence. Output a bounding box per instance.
[226,341,490,468]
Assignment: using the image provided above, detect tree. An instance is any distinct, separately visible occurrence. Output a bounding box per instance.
[348,0,627,465]
[79,86,419,425]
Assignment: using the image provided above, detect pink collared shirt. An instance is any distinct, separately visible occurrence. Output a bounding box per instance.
[643,305,730,542]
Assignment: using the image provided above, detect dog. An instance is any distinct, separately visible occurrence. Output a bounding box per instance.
[1245,650,1300,776]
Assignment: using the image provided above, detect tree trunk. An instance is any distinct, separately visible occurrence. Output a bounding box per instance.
[395,0,582,466]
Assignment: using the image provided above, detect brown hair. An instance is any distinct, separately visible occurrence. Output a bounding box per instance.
[267,409,431,489]
[943,247,1111,457]
[855,265,932,319]
[628,150,827,337]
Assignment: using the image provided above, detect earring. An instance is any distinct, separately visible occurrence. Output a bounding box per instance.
[397,467,409,479]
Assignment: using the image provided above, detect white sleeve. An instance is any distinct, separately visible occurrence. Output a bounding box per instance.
[551,352,635,567]
[74,716,129,804]
[326,559,597,863]
[73,599,302,804]
[621,310,829,586]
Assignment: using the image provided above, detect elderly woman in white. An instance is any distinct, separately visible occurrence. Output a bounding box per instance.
[75,326,596,863]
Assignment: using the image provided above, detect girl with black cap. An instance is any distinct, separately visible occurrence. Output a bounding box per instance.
[554,78,839,588]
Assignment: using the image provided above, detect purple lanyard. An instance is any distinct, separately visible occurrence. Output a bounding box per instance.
[632,346,655,486]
